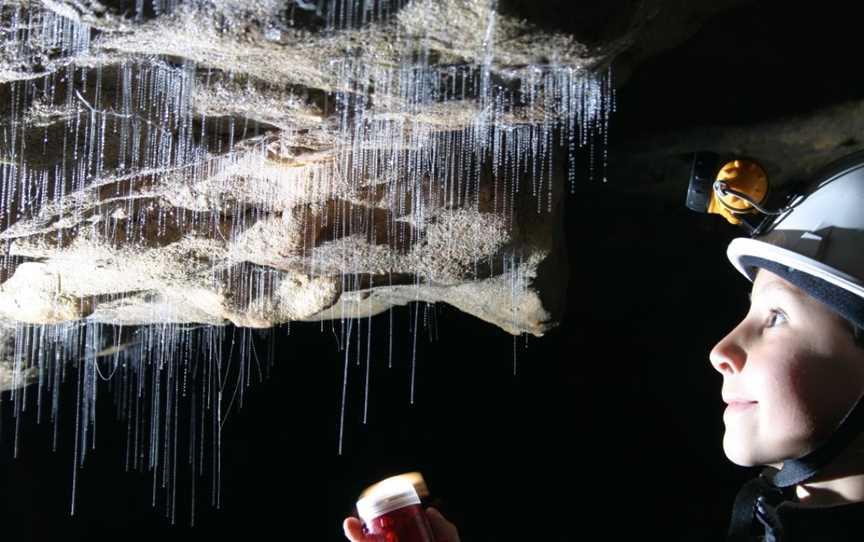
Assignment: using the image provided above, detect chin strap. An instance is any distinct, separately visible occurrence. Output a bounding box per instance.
[727,392,864,541]
[727,467,790,542]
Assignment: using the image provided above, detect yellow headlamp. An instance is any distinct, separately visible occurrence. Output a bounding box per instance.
[686,152,773,229]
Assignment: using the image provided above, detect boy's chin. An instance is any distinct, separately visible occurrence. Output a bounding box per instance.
[723,437,761,467]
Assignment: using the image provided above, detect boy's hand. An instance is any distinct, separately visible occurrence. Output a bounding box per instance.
[343,507,461,542]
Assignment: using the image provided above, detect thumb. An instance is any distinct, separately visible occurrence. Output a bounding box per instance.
[426,507,461,542]
[343,517,372,542]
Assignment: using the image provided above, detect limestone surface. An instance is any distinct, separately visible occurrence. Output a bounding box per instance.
[0,0,614,345]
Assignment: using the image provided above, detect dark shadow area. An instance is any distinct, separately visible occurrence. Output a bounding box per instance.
[616,2,864,137]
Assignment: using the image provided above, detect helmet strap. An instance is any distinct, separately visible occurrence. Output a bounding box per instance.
[774,391,864,487]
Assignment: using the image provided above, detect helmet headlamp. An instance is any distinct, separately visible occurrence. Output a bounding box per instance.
[685,152,790,233]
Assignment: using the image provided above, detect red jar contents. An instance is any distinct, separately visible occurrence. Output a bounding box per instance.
[357,479,435,542]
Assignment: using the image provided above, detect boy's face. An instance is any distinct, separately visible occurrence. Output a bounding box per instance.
[709,269,864,467]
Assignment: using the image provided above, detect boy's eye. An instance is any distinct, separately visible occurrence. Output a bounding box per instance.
[766,309,788,328]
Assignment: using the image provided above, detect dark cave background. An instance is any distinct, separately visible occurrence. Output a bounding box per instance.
[3,1,864,540]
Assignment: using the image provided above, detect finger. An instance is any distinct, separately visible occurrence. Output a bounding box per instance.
[426,507,461,542]
[343,517,369,542]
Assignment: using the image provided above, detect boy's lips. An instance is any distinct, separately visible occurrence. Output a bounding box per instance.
[722,392,757,405]
[722,392,758,415]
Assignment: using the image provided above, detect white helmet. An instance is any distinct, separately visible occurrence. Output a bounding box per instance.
[727,151,864,313]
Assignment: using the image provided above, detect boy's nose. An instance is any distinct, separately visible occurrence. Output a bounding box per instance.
[709,329,747,375]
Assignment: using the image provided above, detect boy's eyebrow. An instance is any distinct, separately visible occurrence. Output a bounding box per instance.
[749,281,799,302]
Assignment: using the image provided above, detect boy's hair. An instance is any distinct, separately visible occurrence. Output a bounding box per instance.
[843,317,864,348]
[854,325,864,348]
